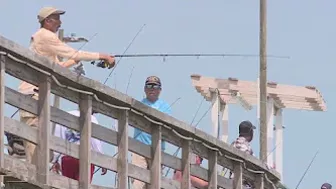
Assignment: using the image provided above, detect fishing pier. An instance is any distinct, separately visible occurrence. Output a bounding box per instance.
[0,33,326,189]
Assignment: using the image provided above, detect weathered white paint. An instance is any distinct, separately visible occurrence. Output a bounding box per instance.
[275,108,284,180]
[220,104,229,143]
[267,98,275,168]
[211,91,221,138]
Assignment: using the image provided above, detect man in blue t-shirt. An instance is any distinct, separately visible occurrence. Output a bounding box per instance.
[132,76,171,189]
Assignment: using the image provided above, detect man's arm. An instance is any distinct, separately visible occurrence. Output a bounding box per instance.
[43,33,107,61]
[59,59,78,68]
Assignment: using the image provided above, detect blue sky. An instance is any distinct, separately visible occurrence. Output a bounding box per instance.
[1,0,335,188]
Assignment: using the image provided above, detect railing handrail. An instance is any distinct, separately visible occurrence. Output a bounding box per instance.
[0,34,281,187]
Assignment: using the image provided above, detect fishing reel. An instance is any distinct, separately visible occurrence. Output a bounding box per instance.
[90,60,113,69]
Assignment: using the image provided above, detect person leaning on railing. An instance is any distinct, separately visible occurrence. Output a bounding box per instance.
[131,76,171,189]
[15,6,115,165]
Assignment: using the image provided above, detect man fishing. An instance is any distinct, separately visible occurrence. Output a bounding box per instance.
[10,6,115,164]
[131,76,171,189]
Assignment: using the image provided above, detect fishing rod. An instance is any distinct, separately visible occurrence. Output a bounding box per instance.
[92,53,289,60]
[114,53,289,59]
[90,53,290,69]
[294,150,319,189]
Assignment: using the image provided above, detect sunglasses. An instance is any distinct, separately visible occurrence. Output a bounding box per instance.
[145,84,161,89]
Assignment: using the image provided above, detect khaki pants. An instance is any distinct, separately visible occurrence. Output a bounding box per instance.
[19,94,39,164]
[19,93,53,165]
[131,153,150,189]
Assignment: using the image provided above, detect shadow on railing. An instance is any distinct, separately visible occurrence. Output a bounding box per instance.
[0,35,282,189]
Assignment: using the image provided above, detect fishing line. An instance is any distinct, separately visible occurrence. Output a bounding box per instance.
[125,66,135,95]
[190,96,205,126]
[103,24,146,85]
[295,150,319,189]
[164,96,210,177]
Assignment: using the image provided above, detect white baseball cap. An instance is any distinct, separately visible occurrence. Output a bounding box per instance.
[37,7,65,22]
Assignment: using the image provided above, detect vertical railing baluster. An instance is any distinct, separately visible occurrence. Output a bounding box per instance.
[181,140,191,189]
[255,173,265,189]
[233,162,243,189]
[150,124,161,189]
[117,110,129,188]
[36,76,51,185]
[79,94,92,189]
[0,55,5,187]
[208,150,218,189]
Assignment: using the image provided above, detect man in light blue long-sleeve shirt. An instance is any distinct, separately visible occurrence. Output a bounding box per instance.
[132,76,171,189]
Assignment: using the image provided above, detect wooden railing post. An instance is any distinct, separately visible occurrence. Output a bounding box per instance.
[79,94,92,189]
[36,76,51,185]
[150,124,161,189]
[255,173,265,189]
[181,140,191,189]
[232,162,243,189]
[208,150,218,189]
[117,110,129,189]
[0,55,5,187]
[0,55,5,169]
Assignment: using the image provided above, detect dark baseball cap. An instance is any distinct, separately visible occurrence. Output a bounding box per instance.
[239,120,256,133]
[321,183,332,189]
[145,76,161,86]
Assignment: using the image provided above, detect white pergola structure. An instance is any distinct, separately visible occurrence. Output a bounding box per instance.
[190,74,327,180]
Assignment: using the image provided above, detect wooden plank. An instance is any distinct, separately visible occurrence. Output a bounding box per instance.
[208,150,218,189]
[181,140,191,189]
[117,110,129,189]
[150,124,161,189]
[4,117,37,144]
[0,55,5,169]
[36,76,50,185]
[79,94,92,189]
[49,173,116,189]
[0,40,280,181]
